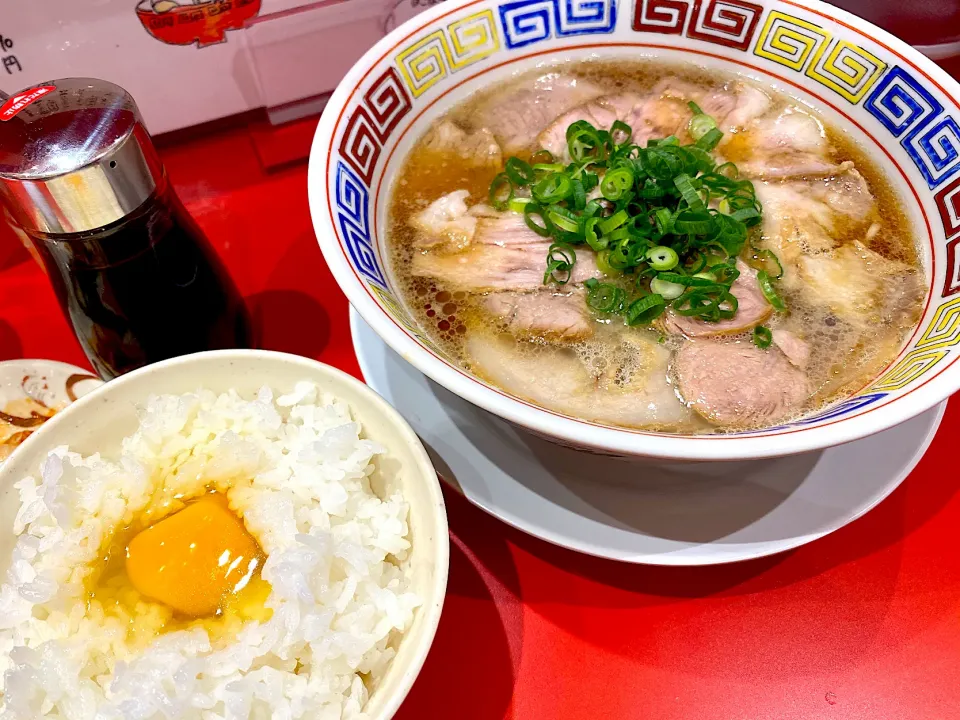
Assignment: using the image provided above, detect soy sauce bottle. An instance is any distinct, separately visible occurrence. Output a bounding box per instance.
[0,79,251,379]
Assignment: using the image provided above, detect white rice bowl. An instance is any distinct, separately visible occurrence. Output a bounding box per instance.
[0,381,421,719]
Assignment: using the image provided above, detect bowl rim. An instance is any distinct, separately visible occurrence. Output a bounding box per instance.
[0,349,449,719]
[308,0,960,460]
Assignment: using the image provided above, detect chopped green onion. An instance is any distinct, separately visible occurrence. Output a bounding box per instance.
[696,127,724,151]
[747,248,783,279]
[548,210,580,234]
[584,217,605,252]
[654,207,674,234]
[533,173,574,204]
[753,325,773,349]
[646,246,679,271]
[688,111,717,142]
[533,163,566,173]
[674,173,705,211]
[508,197,533,214]
[505,157,535,187]
[673,210,714,235]
[599,209,629,234]
[626,294,666,325]
[600,167,635,201]
[489,173,513,211]
[584,278,626,313]
[596,249,616,275]
[757,270,786,311]
[610,120,633,148]
[484,111,765,328]
[524,203,553,238]
[544,243,576,285]
[650,277,685,300]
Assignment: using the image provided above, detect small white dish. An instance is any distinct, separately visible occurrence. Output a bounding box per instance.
[352,308,946,565]
[0,359,101,464]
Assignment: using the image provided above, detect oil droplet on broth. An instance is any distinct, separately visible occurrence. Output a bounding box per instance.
[86,490,273,646]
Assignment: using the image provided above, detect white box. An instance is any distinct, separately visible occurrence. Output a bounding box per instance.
[0,0,446,134]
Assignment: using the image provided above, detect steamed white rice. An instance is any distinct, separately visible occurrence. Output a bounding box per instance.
[0,382,419,719]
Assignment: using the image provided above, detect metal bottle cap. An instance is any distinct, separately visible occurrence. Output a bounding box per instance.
[0,78,164,235]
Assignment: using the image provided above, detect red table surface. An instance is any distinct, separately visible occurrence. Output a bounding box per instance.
[3,115,960,720]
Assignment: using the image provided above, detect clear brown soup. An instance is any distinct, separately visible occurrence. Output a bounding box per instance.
[387,60,924,434]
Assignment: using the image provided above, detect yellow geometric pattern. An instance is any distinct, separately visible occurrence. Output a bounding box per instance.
[916,296,960,351]
[396,10,501,97]
[872,348,949,392]
[397,31,450,98]
[448,10,500,69]
[807,38,887,103]
[754,11,827,71]
[370,286,440,353]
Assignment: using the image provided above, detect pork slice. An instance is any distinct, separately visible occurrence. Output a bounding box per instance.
[646,79,774,142]
[465,326,708,431]
[411,190,477,250]
[538,93,645,158]
[675,340,808,428]
[412,238,601,292]
[772,328,810,369]
[718,83,773,133]
[482,289,594,340]
[755,164,877,288]
[665,261,772,337]
[727,109,842,179]
[474,73,604,154]
[421,121,502,167]
[796,241,924,330]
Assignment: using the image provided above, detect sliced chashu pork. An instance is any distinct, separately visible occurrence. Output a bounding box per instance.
[665,261,772,337]
[412,190,477,251]
[796,240,924,330]
[755,165,877,287]
[538,80,771,159]
[772,328,810,369]
[420,121,502,168]
[675,340,808,428]
[412,208,602,292]
[473,73,604,154]
[465,325,708,431]
[482,289,594,341]
[725,109,845,179]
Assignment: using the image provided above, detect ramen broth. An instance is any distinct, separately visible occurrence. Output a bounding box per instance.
[387,61,924,433]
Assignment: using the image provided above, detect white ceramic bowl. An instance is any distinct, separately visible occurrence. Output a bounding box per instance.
[309,0,960,460]
[0,350,449,720]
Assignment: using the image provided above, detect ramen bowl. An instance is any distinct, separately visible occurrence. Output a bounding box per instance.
[309,0,960,461]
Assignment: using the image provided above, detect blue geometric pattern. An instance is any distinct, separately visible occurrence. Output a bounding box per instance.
[782,392,888,427]
[334,161,387,289]
[732,393,888,435]
[865,66,960,189]
[498,0,617,49]
[864,67,942,137]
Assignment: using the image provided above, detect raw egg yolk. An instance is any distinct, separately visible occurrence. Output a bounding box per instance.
[125,498,265,618]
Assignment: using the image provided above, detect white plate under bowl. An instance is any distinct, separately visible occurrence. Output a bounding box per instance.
[352,308,946,565]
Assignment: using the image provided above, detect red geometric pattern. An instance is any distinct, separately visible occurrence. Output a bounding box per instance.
[935,173,960,239]
[633,0,691,34]
[339,67,414,185]
[687,0,762,50]
[363,67,413,143]
[339,106,380,186]
[633,0,762,51]
[945,236,960,298]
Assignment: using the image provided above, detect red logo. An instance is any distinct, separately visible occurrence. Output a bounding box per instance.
[0,85,57,121]
[135,0,262,48]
